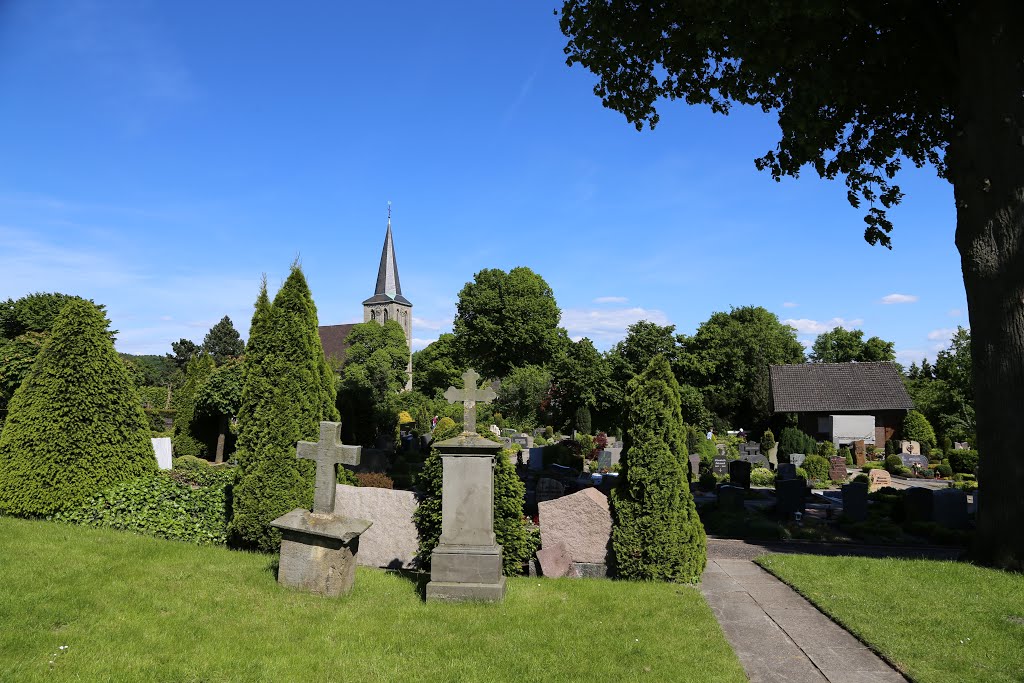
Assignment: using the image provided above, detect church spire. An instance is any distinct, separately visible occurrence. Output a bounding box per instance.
[363,203,411,306]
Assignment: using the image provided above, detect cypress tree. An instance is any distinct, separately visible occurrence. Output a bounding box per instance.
[611,355,707,581]
[0,299,155,516]
[230,266,340,552]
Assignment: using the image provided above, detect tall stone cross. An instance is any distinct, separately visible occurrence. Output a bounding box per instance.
[444,368,496,435]
[296,421,361,515]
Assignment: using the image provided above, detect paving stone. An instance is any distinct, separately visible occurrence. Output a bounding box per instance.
[805,647,895,675]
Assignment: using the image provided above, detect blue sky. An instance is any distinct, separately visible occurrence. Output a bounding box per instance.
[0,1,967,363]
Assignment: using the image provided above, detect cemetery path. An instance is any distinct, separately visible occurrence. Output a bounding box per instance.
[702,559,908,683]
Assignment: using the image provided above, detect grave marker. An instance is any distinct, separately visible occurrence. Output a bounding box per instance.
[729,460,752,489]
[712,456,728,476]
[868,468,892,492]
[851,439,867,467]
[777,463,797,480]
[842,482,868,522]
[829,456,847,482]
[776,478,805,518]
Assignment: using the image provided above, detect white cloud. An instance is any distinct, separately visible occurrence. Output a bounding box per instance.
[412,316,445,331]
[880,293,919,304]
[411,337,437,351]
[159,315,173,321]
[561,307,670,348]
[783,317,863,335]
[782,302,798,308]
[593,296,628,304]
[927,328,957,342]
[948,308,963,317]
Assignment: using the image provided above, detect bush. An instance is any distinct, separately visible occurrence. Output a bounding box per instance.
[611,356,706,582]
[801,454,829,481]
[0,299,155,517]
[947,448,979,474]
[902,410,937,450]
[172,455,210,471]
[817,440,837,458]
[699,470,717,491]
[413,417,458,568]
[884,454,904,474]
[494,447,539,575]
[55,470,231,545]
[750,467,775,486]
[853,473,869,484]
[355,472,393,489]
[885,439,897,456]
[778,427,817,459]
[936,462,953,478]
[795,467,809,480]
[759,429,776,455]
[839,446,853,466]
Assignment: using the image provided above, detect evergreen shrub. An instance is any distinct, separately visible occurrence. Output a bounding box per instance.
[884,454,904,474]
[412,417,458,567]
[947,449,979,474]
[801,454,829,481]
[759,429,776,455]
[0,299,155,517]
[494,447,539,575]
[173,455,210,471]
[817,440,837,458]
[840,446,853,465]
[574,405,592,434]
[610,355,706,582]
[750,467,775,486]
[936,462,953,478]
[902,410,937,450]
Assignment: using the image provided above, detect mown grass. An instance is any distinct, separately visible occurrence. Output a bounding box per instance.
[0,517,746,682]
[757,554,1024,683]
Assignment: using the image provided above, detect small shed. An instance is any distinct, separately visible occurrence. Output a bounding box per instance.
[769,362,914,445]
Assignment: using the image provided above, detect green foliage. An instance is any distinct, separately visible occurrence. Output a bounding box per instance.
[676,306,805,430]
[56,469,232,545]
[809,327,895,363]
[611,355,706,582]
[817,440,837,458]
[902,410,937,449]
[0,299,155,517]
[759,429,776,454]
[936,462,953,478]
[202,316,244,364]
[172,354,216,458]
[574,405,592,434]
[0,292,89,338]
[947,449,979,474]
[885,439,896,456]
[495,448,540,575]
[496,364,551,430]
[778,427,816,458]
[412,417,458,567]
[168,338,202,369]
[750,467,775,486]
[173,454,210,471]
[550,338,614,430]
[801,454,829,481]
[195,359,244,419]
[840,446,853,466]
[453,266,565,379]
[140,385,169,409]
[230,268,340,552]
[120,354,177,388]
[795,467,808,480]
[337,320,410,446]
[411,333,464,398]
[699,469,717,491]
[884,454,904,475]
[542,442,584,470]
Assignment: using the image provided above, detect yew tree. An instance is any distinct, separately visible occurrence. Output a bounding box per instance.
[560,0,1024,568]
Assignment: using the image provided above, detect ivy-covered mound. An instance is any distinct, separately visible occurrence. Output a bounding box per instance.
[229,268,340,552]
[0,299,155,517]
[611,355,707,582]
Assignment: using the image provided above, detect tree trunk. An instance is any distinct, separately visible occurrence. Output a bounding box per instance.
[951,0,1024,569]
[215,415,228,464]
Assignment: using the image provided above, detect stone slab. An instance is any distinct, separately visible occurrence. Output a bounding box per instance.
[538,487,611,564]
[536,541,572,578]
[270,508,372,542]
[334,484,418,569]
[425,577,507,602]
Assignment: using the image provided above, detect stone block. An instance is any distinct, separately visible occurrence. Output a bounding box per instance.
[903,487,933,523]
[539,488,612,565]
[270,509,371,597]
[334,484,417,569]
[536,541,572,578]
[425,577,507,602]
[717,485,745,512]
[430,545,503,583]
[571,562,610,578]
[777,463,797,480]
[932,488,968,529]
[775,478,805,519]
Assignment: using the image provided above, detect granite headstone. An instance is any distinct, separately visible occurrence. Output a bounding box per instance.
[729,459,752,490]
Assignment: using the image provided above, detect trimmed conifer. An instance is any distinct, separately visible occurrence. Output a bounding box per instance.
[0,299,154,516]
[412,417,458,567]
[229,267,340,552]
[610,355,707,581]
[494,446,539,574]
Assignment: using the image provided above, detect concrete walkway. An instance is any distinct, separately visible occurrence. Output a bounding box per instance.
[702,559,907,683]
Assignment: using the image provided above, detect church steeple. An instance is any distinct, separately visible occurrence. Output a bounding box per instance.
[362,204,413,390]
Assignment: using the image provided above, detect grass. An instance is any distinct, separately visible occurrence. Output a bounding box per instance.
[757,554,1024,683]
[0,517,746,682]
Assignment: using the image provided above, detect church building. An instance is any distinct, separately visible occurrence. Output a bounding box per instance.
[318,212,413,390]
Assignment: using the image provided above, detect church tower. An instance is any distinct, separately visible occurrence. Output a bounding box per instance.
[362,208,413,390]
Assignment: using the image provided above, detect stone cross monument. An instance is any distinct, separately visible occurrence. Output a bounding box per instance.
[270,422,372,597]
[426,368,506,602]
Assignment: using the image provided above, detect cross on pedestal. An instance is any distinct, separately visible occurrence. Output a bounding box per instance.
[444,368,496,435]
[297,421,361,514]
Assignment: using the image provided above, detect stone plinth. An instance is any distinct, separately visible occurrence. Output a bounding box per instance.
[426,432,506,603]
[271,508,371,597]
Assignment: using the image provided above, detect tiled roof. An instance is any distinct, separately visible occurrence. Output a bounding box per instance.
[318,323,356,363]
[769,362,914,413]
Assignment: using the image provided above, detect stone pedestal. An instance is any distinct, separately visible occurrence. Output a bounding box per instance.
[426,433,506,603]
[271,508,371,597]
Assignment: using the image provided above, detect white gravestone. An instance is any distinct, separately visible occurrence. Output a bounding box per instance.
[151,437,172,470]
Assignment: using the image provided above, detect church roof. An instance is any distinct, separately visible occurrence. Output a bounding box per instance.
[769,362,914,413]
[318,323,357,363]
[362,217,412,307]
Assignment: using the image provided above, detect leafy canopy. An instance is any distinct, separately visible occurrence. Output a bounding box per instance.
[810,327,896,363]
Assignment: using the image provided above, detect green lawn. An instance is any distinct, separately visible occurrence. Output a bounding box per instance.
[757,554,1024,683]
[0,517,745,682]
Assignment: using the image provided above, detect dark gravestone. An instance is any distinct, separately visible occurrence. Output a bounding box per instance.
[741,453,769,468]
[712,456,728,476]
[688,454,701,479]
[932,489,969,529]
[900,453,928,470]
[789,453,806,468]
[851,440,867,467]
[903,487,934,523]
[829,456,847,482]
[842,482,869,522]
[777,463,797,481]
[717,485,745,512]
[775,478,805,519]
[729,460,752,490]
